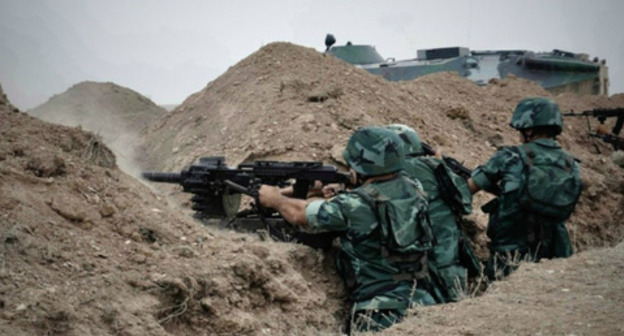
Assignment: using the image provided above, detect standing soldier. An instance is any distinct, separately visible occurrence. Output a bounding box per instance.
[258,126,436,333]
[468,97,583,280]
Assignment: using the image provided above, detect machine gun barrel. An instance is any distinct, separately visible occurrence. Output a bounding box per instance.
[142,172,182,183]
[563,108,624,119]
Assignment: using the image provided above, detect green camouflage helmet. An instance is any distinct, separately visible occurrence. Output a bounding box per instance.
[384,124,424,156]
[343,126,405,176]
[509,97,563,135]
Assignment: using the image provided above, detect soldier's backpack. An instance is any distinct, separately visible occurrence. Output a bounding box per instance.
[516,144,583,221]
[352,176,434,261]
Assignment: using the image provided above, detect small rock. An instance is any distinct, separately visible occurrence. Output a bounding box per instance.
[99,204,115,218]
[445,106,470,120]
[611,150,624,168]
[49,198,86,223]
[174,246,196,258]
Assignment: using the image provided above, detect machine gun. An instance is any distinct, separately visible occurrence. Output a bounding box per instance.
[142,156,350,248]
[143,156,350,218]
[563,108,624,152]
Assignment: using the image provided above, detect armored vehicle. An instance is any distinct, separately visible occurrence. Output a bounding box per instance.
[324,34,609,96]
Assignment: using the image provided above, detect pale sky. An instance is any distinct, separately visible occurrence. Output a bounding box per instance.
[1,0,622,110]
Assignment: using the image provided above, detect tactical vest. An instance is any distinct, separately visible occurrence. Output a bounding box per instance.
[336,176,434,301]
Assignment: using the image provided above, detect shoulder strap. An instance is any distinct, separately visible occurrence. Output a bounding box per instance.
[521,144,534,167]
[421,157,439,170]
[562,152,574,173]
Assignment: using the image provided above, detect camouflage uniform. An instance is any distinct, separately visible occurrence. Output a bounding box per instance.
[385,124,472,303]
[403,156,470,302]
[305,126,436,333]
[471,98,581,280]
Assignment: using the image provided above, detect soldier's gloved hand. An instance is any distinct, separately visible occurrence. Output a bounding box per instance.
[258,185,283,209]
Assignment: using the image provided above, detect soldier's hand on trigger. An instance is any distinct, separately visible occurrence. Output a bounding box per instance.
[322,183,344,198]
[304,180,326,198]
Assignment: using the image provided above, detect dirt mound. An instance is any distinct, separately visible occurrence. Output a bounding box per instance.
[0,83,18,112]
[3,40,624,336]
[385,241,624,336]
[138,42,624,256]
[0,94,344,335]
[28,81,168,176]
[0,83,5,103]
